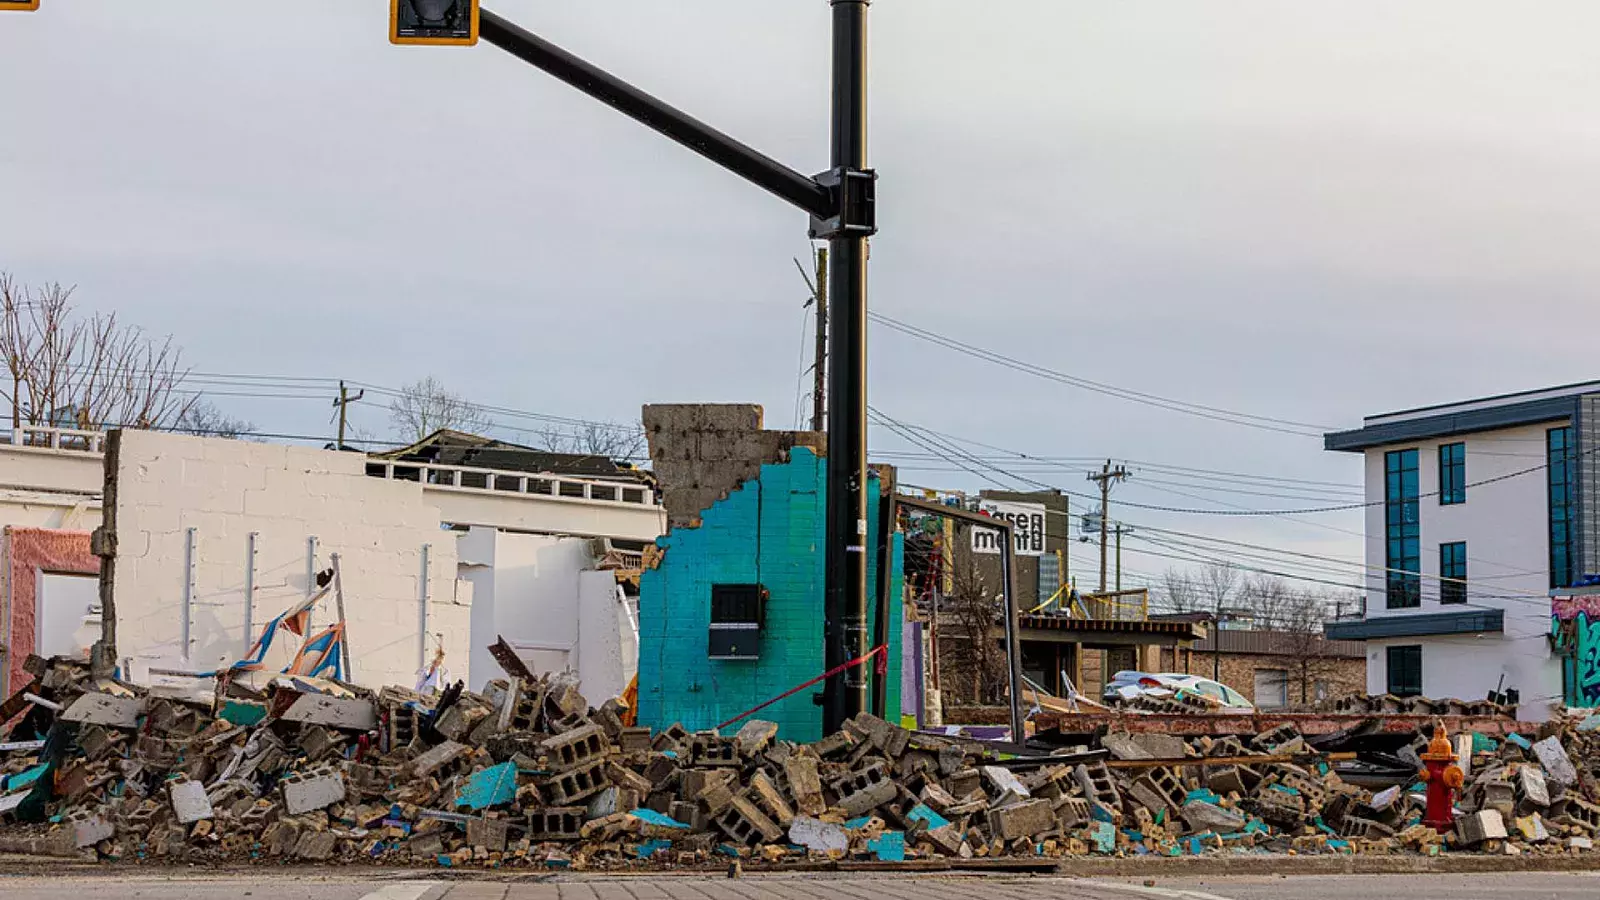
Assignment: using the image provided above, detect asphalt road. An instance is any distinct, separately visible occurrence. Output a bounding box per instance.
[2,873,1599,900]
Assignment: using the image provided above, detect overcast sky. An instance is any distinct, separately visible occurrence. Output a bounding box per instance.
[5,1,1599,600]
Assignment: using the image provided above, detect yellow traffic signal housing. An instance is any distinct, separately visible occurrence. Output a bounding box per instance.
[391,0,478,47]
[0,1,41,11]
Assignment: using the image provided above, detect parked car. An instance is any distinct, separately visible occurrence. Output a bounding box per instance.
[1103,671,1255,711]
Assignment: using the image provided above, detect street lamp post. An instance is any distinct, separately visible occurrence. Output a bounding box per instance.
[475,3,876,734]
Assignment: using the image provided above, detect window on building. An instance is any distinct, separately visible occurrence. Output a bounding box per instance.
[1386,645,1422,697]
[1438,443,1466,505]
[1549,426,1576,590]
[1440,541,1467,604]
[1385,449,1421,608]
[1253,669,1290,709]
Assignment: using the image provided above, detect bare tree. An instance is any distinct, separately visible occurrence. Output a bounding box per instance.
[1240,573,1292,630]
[940,562,1009,705]
[1199,562,1240,620]
[387,376,494,441]
[1277,588,1346,705]
[174,399,255,440]
[0,273,195,432]
[538,421,647,461]
[1160,567,1201,613]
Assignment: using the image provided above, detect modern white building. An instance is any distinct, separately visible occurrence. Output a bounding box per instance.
[1325,380,1600,720]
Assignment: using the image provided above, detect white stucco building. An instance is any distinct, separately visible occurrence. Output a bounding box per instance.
[1325,381,1600,720]
[0,424,664,700]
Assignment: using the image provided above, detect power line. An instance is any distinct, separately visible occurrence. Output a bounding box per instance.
[869,311,1333,437]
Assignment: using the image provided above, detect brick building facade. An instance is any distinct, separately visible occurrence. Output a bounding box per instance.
[1158,629,1365,709]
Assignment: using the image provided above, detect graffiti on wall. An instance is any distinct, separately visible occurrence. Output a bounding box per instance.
[1552,595,1600,707]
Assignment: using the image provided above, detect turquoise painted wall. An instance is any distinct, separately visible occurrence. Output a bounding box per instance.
[637,448,903,742]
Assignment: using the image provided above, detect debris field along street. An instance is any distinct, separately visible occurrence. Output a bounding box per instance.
[5,650,1600,870]
[4,873,1600,900]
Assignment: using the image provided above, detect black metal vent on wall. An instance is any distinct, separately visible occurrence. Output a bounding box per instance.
[709,583,766,659]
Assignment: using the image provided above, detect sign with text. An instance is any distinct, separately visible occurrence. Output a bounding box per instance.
[971,500,1047,557]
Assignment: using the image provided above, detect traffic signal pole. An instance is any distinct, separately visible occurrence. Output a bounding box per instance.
[477,4,875,735]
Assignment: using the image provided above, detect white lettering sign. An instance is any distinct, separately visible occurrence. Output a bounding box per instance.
[971,501,1047,557]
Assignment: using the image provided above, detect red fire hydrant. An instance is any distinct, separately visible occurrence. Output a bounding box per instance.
[1417,721,1465,833]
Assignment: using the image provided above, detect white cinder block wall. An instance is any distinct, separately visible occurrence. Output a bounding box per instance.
[111,430,472,690]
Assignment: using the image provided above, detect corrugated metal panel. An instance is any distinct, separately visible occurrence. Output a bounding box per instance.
[1037,553,1060,609]
[1191,629,1365,658]
[1324,397,1576,452]
[1579,394,1600,579]
[1325,609,1503,640]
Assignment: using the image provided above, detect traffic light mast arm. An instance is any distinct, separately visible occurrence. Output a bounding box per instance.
[479,8,834,220]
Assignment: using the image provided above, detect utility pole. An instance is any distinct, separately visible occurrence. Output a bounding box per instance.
[1087,461,1129,593]
[332,381,365,451]
[468,3,877,734]
[810,247,829,432]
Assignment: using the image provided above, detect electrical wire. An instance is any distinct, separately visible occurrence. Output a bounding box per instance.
[869,311,1334,437]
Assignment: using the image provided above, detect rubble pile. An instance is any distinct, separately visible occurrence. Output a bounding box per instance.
[1328,694,1516,718]
[3,655,1600,868]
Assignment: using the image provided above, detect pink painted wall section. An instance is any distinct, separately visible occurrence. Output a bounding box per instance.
[3,526,98,696]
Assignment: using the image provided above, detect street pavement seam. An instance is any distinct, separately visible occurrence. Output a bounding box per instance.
[358,882,447,900]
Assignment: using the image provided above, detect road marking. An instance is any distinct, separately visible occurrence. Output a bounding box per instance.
[358,882,445,900]
[1073,880,1239,900]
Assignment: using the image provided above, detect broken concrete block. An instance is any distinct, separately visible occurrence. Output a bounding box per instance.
[282,768,346,815]
[467,816,510,852]
[747,770,795,827]
[291,830,337,860]
[280,694,378,731]
[837,778,897,817]
[61,692,142,727]
[1457,809,1508,845]
[407,740,469,778]
[1533,737,1578,787]
[1518,766,1550,807]
[987,799,1056,841]
[784,754,826,816]
[980,765,1030,799]
[1182,800,1245,835]
[716,796,783,845]
[788,816,848,853]
[539,724,609,772]
[1514,813,1550,843]
[733,720,779,757]
[1570,835,1594,851]
[169,779,214,825]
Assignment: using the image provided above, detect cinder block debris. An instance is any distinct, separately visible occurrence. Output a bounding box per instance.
[6,656,1600,870]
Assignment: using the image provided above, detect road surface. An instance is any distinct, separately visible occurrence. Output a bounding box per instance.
[1,872,1598,900]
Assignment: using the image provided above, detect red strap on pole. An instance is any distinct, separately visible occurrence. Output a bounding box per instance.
[715,644,887,731]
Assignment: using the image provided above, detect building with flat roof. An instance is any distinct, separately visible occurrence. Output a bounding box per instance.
[1324,380,1600,719]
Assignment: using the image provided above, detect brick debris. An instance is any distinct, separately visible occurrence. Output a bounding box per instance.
[3,653,1600,869]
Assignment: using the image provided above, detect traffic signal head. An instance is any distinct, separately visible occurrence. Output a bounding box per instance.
[390,0,478,46]
[0,1,41,11]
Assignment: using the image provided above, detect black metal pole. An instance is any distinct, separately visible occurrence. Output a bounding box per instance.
[870,480,894,719]
[478,9,832,218]
[821,0,871,735]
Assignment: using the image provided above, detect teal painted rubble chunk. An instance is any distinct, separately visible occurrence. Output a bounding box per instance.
[2,764,47,792]
[1267,783,1301,796]
[907,803,950,830]
[1506,733,1532,750]
[844,816,873,830]
[1185,788,1220,806]
[867,831,905,861]
[636,839,673,858]
[1091,821,1116,853]
[455,762,517,810]
[1472,732,1500,751]
[1328,839,1353,854]
[219,701,266,727]
[629,808,690,830]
